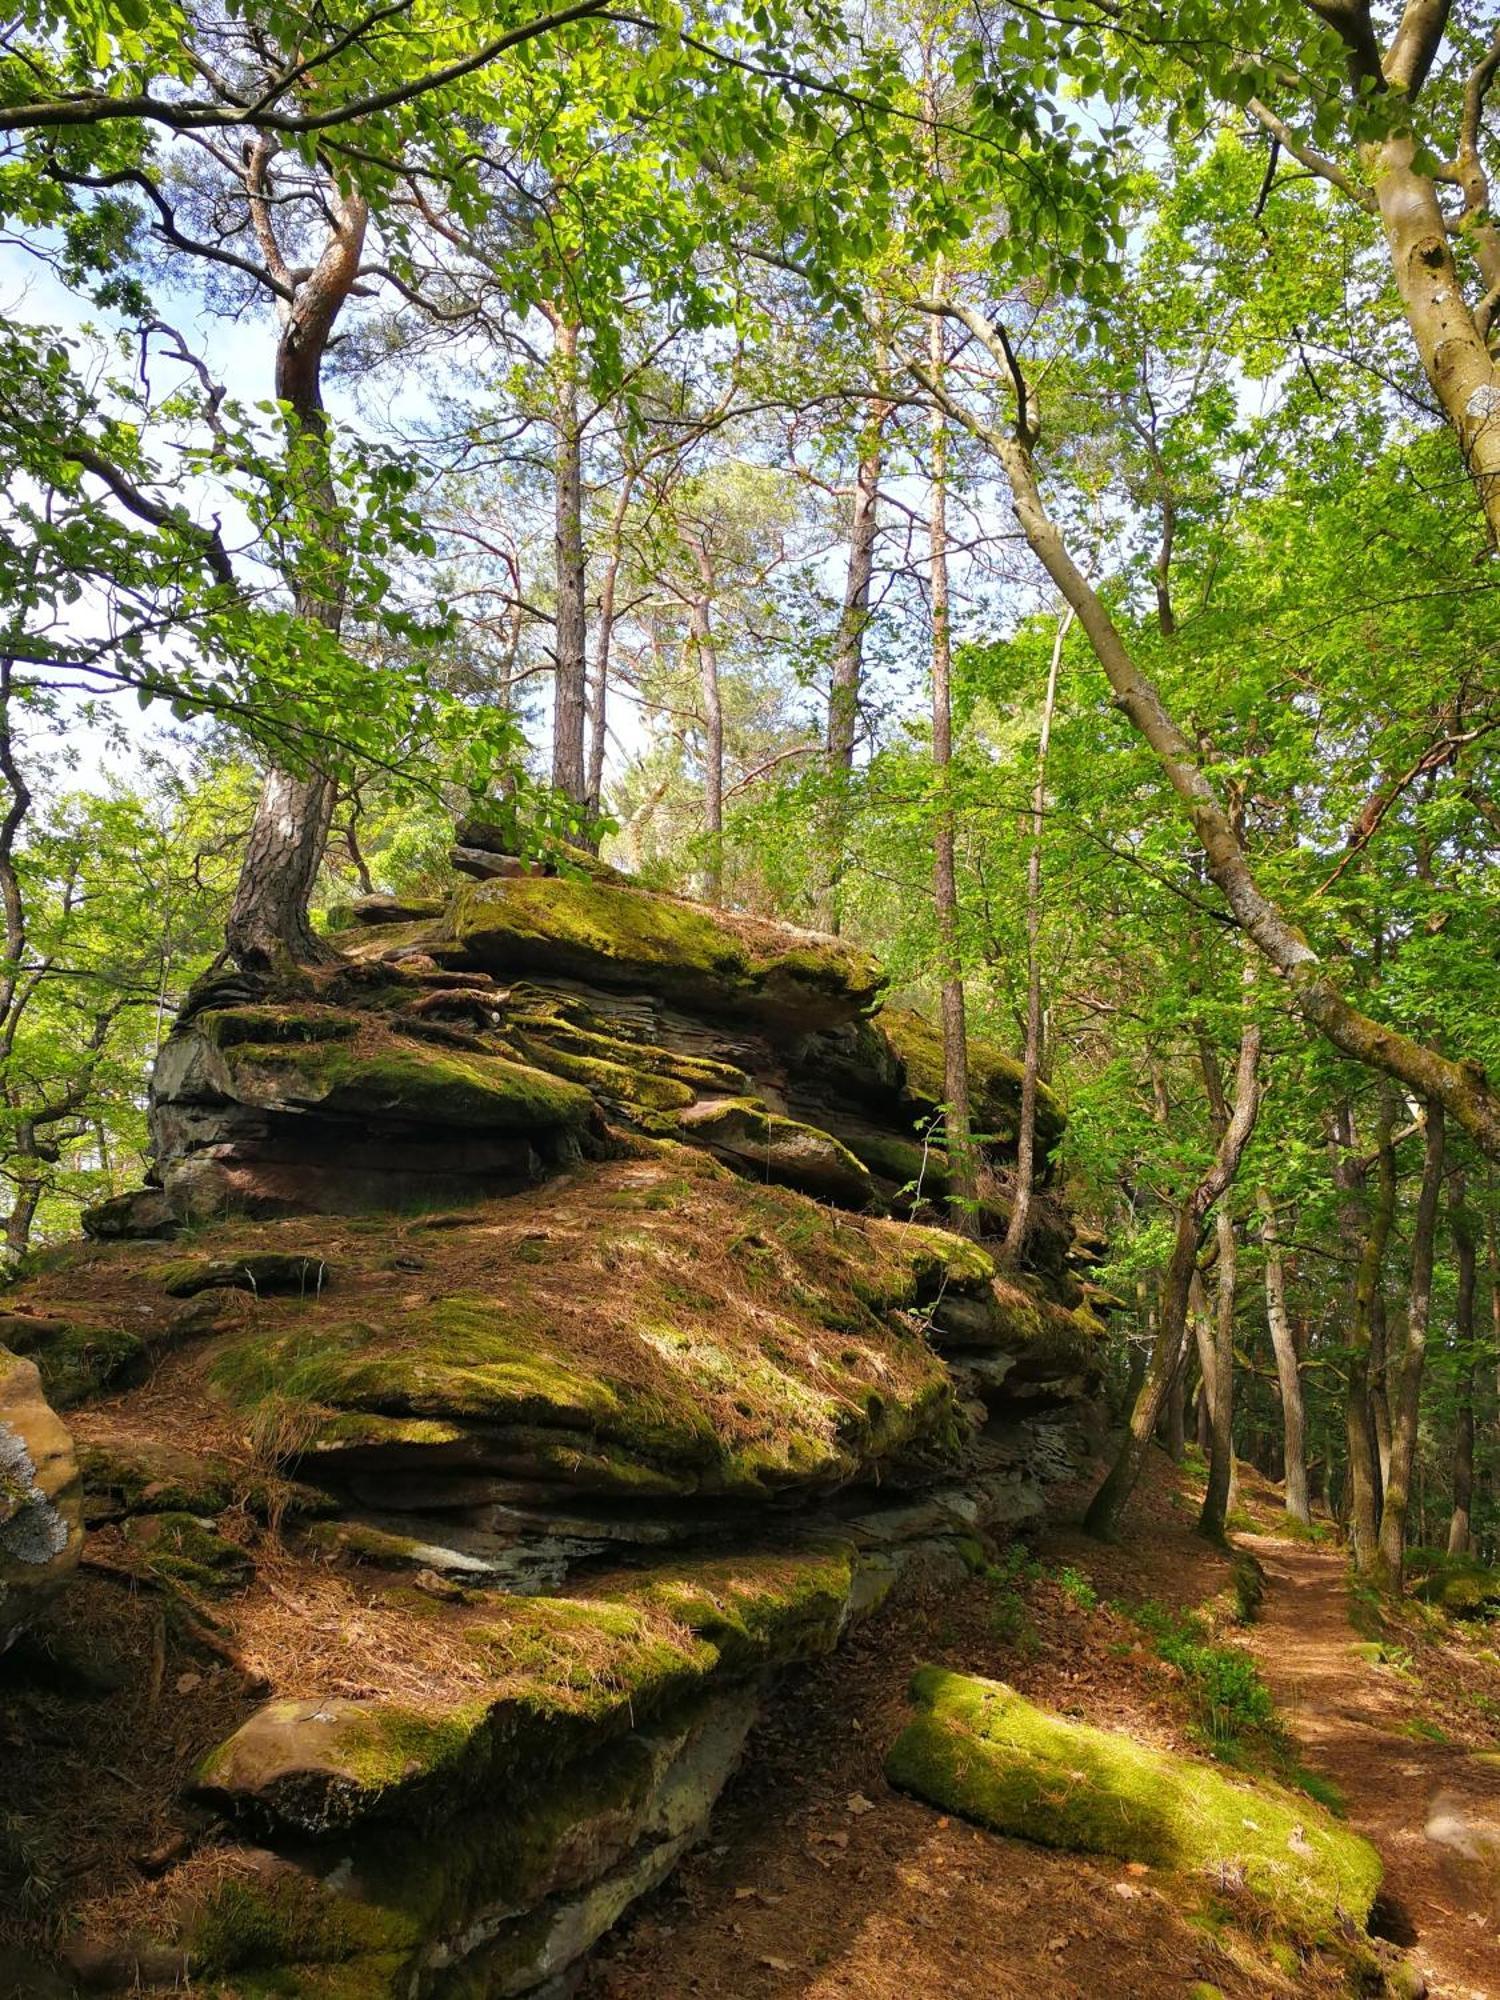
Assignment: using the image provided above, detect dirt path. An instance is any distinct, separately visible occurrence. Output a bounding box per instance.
[1241,1532,1500,2000]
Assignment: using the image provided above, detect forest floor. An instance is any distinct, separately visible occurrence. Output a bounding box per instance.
[579,1453,1500,2000]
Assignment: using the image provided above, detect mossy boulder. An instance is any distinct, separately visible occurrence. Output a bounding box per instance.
[875,1006,1065,1155]
[158,1252,334,1299]
[1407,1549,1500,1618]
[0,1346,82,1649]
[194,1543,862,1834]
[886,1667,1381,1941]
[0,1309,149,1408]
[80,1439,237,1518]
[182,1024,596,1136]
[676,1098,874,1207]
[449,876,883,1029]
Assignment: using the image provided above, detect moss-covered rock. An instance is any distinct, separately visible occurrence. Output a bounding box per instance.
[886,1667,1381,1941]
[1408,1549,1500,1618]
[80,1439,237,1518]
[194,1542,863,1834]
[676,1098,874,1207]
[158,1251,334,1299]
[212,1032,595,1135]
[875,1006,1065,1155]
[450,877,883,1029]
[0,1310,149,1408]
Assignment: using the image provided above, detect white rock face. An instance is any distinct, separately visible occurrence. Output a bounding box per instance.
[0,1347,83,1650]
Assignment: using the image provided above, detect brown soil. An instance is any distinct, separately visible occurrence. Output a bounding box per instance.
[579,1457,1361,2000]
[1240,1528,1500,2000]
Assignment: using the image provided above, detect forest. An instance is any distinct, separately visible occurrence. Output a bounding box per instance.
[1,0,1499,1995]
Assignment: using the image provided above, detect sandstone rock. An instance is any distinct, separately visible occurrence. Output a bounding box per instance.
[348,893,444,925]
[450,875,884,1030]
[0,1347,82,1650]
[80,1185,178,1240]
[675,1096,874,1206]
[158,1250,333,1298]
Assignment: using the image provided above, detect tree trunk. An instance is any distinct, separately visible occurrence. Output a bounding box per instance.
[1370,1287,1394,1489]
[1377,1098,1446,1589]
[927,302,976,1231]
[550,313,588,806]
[585,478,634,825]
[1447,1170,1478,1555]
[1004,607,1069,1263]
[1084,1020,1262,1539]
[1337,1089,1397,1574]
[226,151,368,972]
[1199,1218,1240,1540]
[690,590,723,907]
[1368,138,1500,545]
[1258,1185,1311,1525]
[819,394,887,932]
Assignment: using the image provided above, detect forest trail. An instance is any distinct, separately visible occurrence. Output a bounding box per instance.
[1241,1531,1500,2000]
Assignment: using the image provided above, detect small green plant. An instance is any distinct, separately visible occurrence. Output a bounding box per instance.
[1054,1564,1098,1611]
[1132,1601,1282,1753]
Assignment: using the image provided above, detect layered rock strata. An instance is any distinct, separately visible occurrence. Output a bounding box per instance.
[3,866,1102,1998]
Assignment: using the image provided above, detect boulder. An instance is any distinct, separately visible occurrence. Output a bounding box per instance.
[886,1667,1382,1941]
[80,1185,178,1241]
[675,1096,874,1206]
[449,876,884,1030]
[0,1347,82,1649]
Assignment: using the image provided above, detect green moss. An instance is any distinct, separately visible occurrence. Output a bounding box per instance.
[628,1544,856,1671]
[222,1037,593,1132]
[839,1129,951,1197]
[156,1252,333,1299]
[892,1223,998,1296]
[876,1007,1065,1153]
[509,1031,696,1111]
[188,1869,413,1975]
[198,1006,360,1049]
[126,1511,255,1594]
[0,1314,147,1407]
[886,1668,1382,1941]
[450,876,883,1026]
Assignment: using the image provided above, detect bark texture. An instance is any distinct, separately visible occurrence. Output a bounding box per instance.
[1258,1185,1311,1525]
[1446,1171,1478,1555]
[1004,609,1069,1263]
[226,145,368,972]
[927,303,976,1230]
[1083,1020,1262,1539]
[1376,1097,1445,1589]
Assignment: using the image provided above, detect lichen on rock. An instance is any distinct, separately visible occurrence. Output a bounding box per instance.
[0,1347,83,1650]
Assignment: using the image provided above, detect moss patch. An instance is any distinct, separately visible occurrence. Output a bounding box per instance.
[886,1667,1381,1941]
[876,1007,1064,1154]
[195,1542,865,1834]
[0,1312,148,1408]
[218,1035,594,1134]
[450,876,883,1028]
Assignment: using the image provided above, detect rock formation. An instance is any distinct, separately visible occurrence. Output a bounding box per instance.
[1,864,1104,1997]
